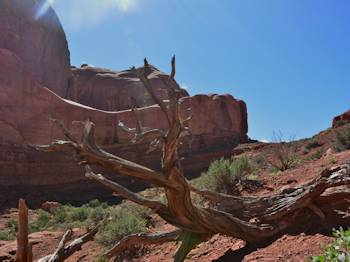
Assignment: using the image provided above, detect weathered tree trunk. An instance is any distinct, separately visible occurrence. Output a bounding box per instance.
[16,199,30,262]
[37,57,350,261]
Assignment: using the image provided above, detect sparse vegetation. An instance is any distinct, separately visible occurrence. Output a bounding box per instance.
[192,157,255,195]
[308,150,323,161]
[97,203,148,247]
[28,202,106,231]
[0,199,150,248]
[0,219,18,241]
[334,120,347,128]
[306,139,323,150]
[335,127,350,151]
[310,227,350,262]
[269,142,299,171]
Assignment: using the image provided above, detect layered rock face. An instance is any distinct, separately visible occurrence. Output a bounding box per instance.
[0,0,71,97]
[67,65,189,111]
[0,0,248,207]
[333,109,350,127]
[0,50,247,206]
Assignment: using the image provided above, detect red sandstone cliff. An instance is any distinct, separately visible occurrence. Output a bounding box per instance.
[0,0,71,97]
[67,65,189,111]
[0,0,248,206]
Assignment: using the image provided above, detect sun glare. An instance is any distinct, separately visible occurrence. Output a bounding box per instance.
[35,0,55,20]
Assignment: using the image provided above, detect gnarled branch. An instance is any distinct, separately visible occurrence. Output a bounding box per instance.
[103,230,182,259]
[38,57,350,261]
[38,226,98,262]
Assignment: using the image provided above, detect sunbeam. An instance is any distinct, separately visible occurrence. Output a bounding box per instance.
[35,0,55,20]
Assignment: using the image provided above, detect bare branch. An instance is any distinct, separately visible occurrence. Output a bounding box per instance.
[134,60,171,125]
[36,120,177,189]
[85,165,168,212]
[49,117,78,144]
[118,107,166,144]
[38,226,98,262]
[103,230,182,259]
[47,230,72,262]
[63,225,99,258]
[117,121,137,134]
[170,55,176,80]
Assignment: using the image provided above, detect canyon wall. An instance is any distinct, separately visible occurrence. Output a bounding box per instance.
[0,0,71,97]
[0,0,248,207]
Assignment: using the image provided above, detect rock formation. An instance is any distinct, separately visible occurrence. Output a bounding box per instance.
[67,65,189,111]
[0,0,248,206]
[0,0,71,97]
[333,109,350,127]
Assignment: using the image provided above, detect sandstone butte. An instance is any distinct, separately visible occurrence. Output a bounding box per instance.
[0,0,248,207]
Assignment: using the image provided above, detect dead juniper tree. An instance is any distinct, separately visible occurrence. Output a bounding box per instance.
[37,57,350,261]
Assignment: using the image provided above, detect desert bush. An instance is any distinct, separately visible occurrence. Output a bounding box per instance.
[29,200,110,231]
[308,150,323,161]
[88,199,103,208]
[192,157,254,195]
[306,139,323,150]
[0,219,18,241]
[29,209,51,232]
[0,199,150,249]
[269,142,299,171]
[97,203,148,247]
[334,120,347,128]
[335,127,350,151]
[310,227,350,262]
[70,206,90,222]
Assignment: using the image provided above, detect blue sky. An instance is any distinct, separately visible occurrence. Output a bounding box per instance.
[49,0,350,141]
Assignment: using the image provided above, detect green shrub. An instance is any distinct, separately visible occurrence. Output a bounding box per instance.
[335,127,350,151]
[70,207,90,222]
[88,199,102,208]
[334,120,347,128]
[89,207,107,223]
[0,219,18,241]
[310,227,350,262]
[306,139,322,150]
[51,206,69,225]
[0,199,148,248]
[97,204,147,247]
[308,150,323,161]
[29,209,51,232]
[30,200,110,231]
[192,157,254,195]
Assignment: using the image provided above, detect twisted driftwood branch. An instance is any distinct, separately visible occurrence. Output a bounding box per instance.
[103,230,182,259]
[37,58,350,261]
[37,226,98,262]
